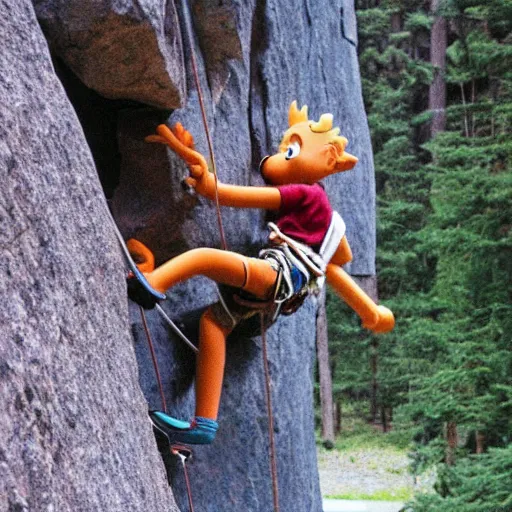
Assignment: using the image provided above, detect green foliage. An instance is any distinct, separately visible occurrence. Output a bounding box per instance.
[326,1,512,510]
[406,445,512,511]
[332,418,412,453]
[404,12,433,33]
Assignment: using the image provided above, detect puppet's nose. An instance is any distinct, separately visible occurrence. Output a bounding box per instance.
[259,155,270,174]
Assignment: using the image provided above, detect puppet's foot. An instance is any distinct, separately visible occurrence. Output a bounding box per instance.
[149,411,218,445]
[127,266,166,310]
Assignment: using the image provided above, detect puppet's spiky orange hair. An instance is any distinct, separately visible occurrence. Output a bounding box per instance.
[288,101,308,127]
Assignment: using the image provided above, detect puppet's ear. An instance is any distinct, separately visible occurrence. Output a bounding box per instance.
[336,150,358,171]
[329,137,358,172]
[325,144,339,172]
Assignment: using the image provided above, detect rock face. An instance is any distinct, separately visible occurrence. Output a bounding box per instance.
[33,0,185,109]
[3,0,376,510]
[109,1,375,511]
[0,3,177,511]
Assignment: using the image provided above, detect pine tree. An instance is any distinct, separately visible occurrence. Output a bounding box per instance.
[328,1,511,509]
[402,0,512,507]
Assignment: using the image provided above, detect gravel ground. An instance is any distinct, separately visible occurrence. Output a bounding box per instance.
[317,447,414,498]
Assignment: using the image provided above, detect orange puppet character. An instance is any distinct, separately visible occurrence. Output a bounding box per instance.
[127,101,394,445]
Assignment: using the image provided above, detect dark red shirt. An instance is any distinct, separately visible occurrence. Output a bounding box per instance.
[276,183,333,249]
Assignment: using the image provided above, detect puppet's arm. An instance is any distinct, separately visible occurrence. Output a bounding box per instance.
[326,237,395,333]
[146,124,281,210]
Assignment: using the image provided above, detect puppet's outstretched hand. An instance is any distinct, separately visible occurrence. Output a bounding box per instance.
[363,305,395,334]
[146,123,216,199]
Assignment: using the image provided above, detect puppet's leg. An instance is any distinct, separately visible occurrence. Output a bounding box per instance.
[129,243,278,444]
[150,306,232,445]
[148,248,277,298]
[195,307,232,420]
[128,245,277,308]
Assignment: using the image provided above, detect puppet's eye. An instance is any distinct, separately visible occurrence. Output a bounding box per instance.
[285,141,301,160]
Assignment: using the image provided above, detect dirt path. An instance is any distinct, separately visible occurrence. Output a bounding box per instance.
[323,499,405,512]
[317,447,414,500]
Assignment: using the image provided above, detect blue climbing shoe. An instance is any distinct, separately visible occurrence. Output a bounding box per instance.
[149,411,218,445]
[127,266,166,309]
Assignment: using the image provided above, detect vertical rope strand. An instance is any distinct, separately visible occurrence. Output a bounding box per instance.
[181,0,228,251]
[181,456,195,512]
[140,306,168,413]
[260,313,280,512]
[140,306,196,511]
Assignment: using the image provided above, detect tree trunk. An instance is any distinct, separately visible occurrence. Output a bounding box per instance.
[460,82,470,137]
[471,79,476,136]
[446,421,458,465]
[316,288,335,446]
[381,404,388,433]
[476,431,486,454]
[429,0,447,136]
[334,400,342,435]
[353,276,380,424]
[391,12,401,33]
[370,339,379,424]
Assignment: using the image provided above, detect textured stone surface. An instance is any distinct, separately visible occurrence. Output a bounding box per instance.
[110,1,375,511]
[0,3,177,511]
[33,0,185,109]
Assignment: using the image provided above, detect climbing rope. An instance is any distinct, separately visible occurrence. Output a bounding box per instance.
[180,2,282,507]
[180,0,228,252]
[108,208,198,352]
[155,304,198,354]
[260,312,280,512]
[174,448,195,512]
[140,306,168,413]
[107,208,197,511]
[110,0,281,506]
[139,306,196,512]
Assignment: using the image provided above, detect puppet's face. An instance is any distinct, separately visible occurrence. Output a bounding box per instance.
[260,102,358,186]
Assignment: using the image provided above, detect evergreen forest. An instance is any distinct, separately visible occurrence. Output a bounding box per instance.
[321,1,512,509]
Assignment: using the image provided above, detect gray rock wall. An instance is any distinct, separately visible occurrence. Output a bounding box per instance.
[4,0,376,510]
[34,0,185,109]
[0,3,177,511]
